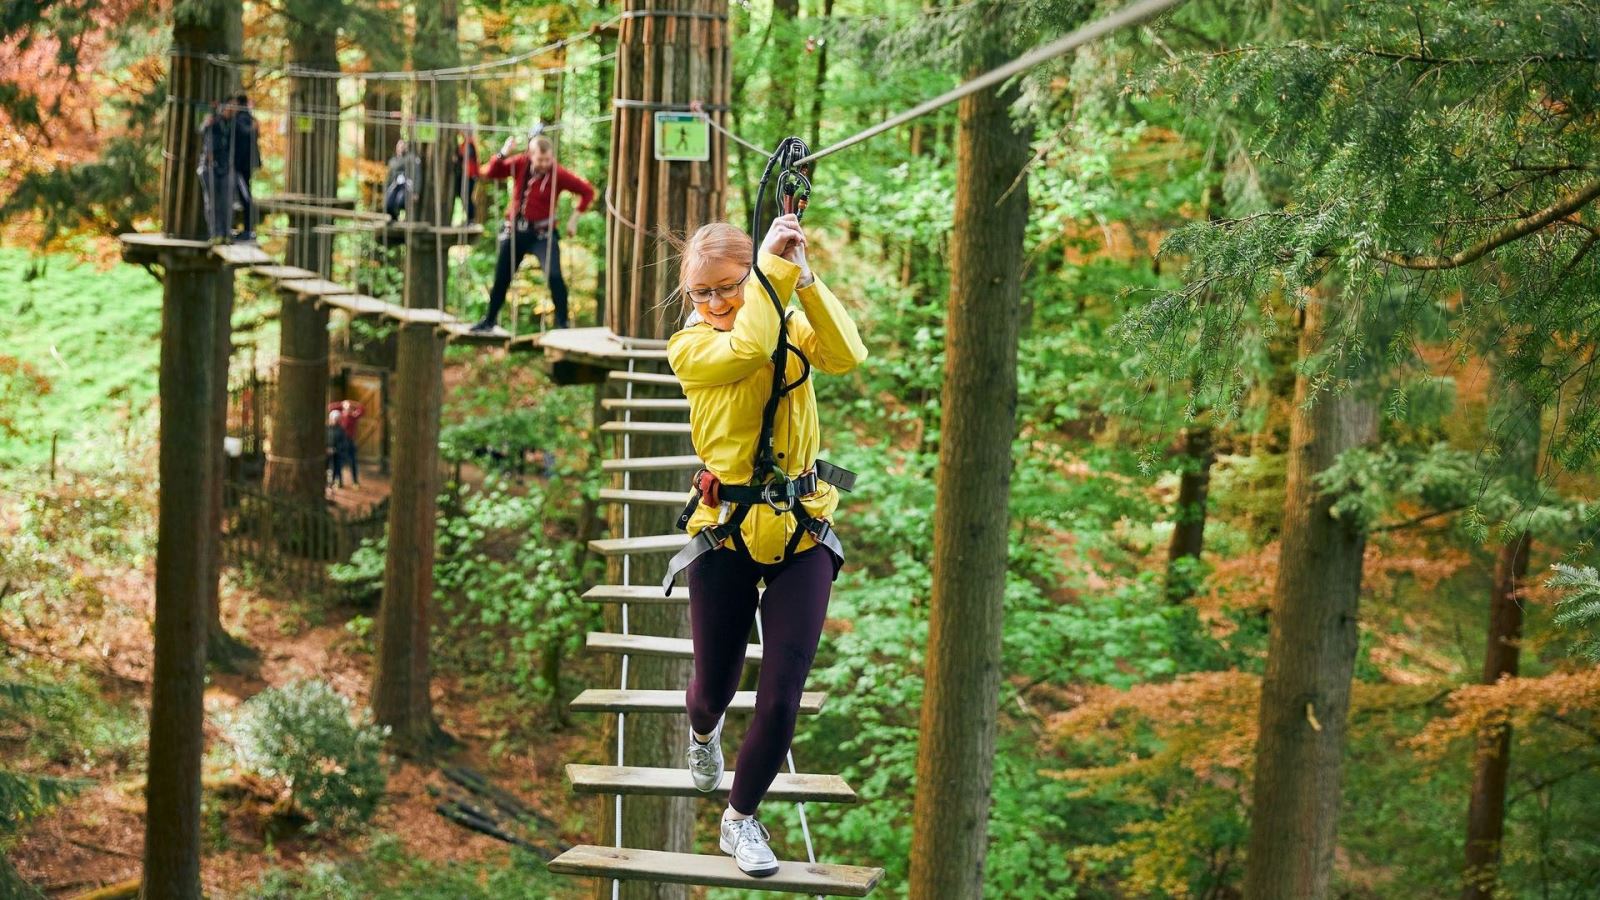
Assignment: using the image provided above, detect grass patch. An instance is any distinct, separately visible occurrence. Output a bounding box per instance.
[0,246,163,469]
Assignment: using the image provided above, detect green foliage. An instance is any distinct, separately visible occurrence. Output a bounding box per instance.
[1549,564,1600,662]
[227,680,389,834]
[0,249,162,469]
[244,831,574,899]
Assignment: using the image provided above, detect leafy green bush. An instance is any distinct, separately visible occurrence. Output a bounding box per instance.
[245,831,574,899]
[228,680,388,834]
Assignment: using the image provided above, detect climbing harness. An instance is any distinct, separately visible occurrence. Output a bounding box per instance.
[662,137,855,596]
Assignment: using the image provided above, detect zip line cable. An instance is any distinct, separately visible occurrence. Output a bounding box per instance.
[793,0,1187,166]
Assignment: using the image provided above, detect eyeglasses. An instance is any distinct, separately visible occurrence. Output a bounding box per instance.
[686,269,752,305]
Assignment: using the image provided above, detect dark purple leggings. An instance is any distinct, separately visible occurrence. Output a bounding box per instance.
[685,546,834,815]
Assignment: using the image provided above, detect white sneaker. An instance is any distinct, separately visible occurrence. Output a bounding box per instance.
[686,715,725,792]
[720,813,779,877]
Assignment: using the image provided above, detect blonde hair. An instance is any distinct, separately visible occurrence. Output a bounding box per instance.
[674,222,752,318]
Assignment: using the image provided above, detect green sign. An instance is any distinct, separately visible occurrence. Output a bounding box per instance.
[294,114,314,134]
[654,112,710,162]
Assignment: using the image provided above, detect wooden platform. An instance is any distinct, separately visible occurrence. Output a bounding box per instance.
[250,264,319,281]
[600,455,701,474]
[277,278,353,298]
[517,327,672,366]
[211,242,273,267]
[566,765,857,803]
[587,533,691,557]
[569,688,815,715]
[548,846,884,897]
[318,294,397,317]
[118,232,213,264]
[597,488,691,507]
[383,307,458,326]
[586,632,759,663]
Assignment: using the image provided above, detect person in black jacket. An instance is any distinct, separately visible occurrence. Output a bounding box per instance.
[199,100,237,243]
[230,94,260,242]
[384,140,421,221]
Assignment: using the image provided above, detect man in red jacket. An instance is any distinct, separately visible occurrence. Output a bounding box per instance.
[469,134,596,332]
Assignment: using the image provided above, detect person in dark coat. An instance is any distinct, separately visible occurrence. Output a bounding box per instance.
[230,93,260,242]
[326,410,354,488]
[199,100,237,243]
[384,139,421,220]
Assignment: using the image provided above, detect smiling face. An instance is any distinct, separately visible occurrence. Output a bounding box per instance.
[684,256,749,331]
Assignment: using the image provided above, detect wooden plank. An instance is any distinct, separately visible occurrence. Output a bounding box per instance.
[118,232,212,265]
[601,398,691,412]
[601,455,701,473]
[600,421,692,436]
[570,688,820,715]
[383,307,458,326]
[547,846,884,897]
[587,533,691,557]
[586,632,759,663]
[608,370,681,387]
[566,765,857,803]
[256,197,391,223]
[317,294,397,317]
[529,326,672,363]
[597,488,690,507]
[210,243,272,267]
[616,336,671,350]
[439,322,511,345]
[277,278,354,298]
[250,264,319,281]
[584,583,753,603]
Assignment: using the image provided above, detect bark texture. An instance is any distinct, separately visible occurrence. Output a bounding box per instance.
[371,0,459,754]
[1462,373,1538,899]
[907,14,1033,897]
[144,4,240,893]
[1243,297,1379,900]
[593,3,729,896]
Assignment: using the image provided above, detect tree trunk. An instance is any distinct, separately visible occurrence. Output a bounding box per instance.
[595,4,728,897]
[1242,297,1379,900]
[1165,424,1214,603]
[264,12,340,504]
[771,0,799,125]
[143,3,239,896]
[1461,375,1538,899]
[807,0,833,151]
[907,15,1033,897]
[371,0,459,755]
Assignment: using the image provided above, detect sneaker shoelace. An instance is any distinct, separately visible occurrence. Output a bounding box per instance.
[688,743,715,768]
[728,816,771,848]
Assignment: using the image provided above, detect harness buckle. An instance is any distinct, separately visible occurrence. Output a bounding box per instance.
[761,479,797,514]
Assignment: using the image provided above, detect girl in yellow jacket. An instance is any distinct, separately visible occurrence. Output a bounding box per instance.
[667,213,867,877]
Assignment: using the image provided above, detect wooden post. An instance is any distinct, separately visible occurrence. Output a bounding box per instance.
[597,4,729,896]
[143,5,240,894]
[264,10,340,505]
[371,0,459,754]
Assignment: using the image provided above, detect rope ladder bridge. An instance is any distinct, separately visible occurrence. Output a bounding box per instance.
[545,354,885,897]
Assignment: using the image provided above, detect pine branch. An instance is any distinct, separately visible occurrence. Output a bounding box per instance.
[1367,177,1600,271]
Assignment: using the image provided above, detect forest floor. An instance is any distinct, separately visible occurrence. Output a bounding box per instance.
[6,549,598,898]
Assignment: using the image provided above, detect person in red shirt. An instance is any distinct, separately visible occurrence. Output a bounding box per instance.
[327,399,364,485]
[468,134,596,332]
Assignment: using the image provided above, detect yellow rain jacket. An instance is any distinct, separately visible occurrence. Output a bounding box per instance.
[667,252,868,564]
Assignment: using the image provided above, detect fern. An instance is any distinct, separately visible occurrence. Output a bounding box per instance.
[1548,564,1600,662]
